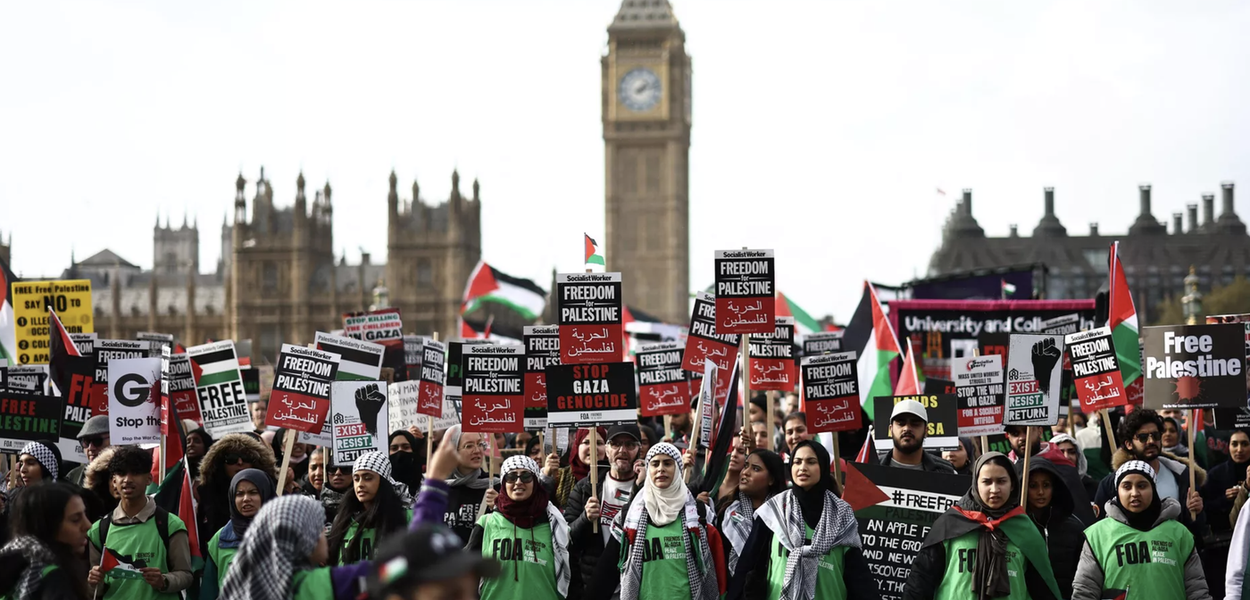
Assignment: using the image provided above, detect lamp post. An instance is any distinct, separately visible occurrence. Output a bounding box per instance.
[1181,265,1203,325]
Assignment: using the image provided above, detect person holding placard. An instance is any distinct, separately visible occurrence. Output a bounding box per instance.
[441,425,499,542]
[1092,409,1205,536]
[202,468,277,600]
[1071,461,1210,600]
[725,441,874,600]
[328,451,413,565]
[587,443,725,600]
[547,426,608,512]
[904,452,1061,600]
[467,455,571,600]
[878,400,957,474]
[1024,459,1086,600]
[563,424,640,600]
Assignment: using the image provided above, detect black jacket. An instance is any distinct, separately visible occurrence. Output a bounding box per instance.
[444,472,493,543]
[725,516,876,600]
[1025,458,1087,600]
[1094,449,1207,538]
[563,470,638,600]
[1200,457,1247,535]
[878,449,958,474]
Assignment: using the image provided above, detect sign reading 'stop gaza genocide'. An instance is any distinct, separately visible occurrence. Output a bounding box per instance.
[556,273,623,364]
[714,249,775,334]
[12,280,94,365]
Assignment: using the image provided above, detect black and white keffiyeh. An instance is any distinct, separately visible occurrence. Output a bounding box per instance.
[219,495,326,600]
[617,443,717,600]
[758,489,860,600]
[19,442,57,481]
[0,536,58,600]
[354,451,413,507]
[501,455,540,476]
[721,491,756,573]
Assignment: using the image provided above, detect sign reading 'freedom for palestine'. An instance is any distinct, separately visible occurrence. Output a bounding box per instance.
[556,273,623,365]
[714,249,775,335]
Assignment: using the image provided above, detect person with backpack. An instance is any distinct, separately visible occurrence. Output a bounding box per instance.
[201,468,277,600]
[586,442,726,600]
[86,446,193,600]
[1071,460,1210,600]
[0,482,93,600]
[725,441,876,600]
[327,451,413,565]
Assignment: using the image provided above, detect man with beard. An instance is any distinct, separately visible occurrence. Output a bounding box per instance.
[564,423,644,600]
[878,399,956,473]
[1005,424,1045,464]
[1094,408,1204,532]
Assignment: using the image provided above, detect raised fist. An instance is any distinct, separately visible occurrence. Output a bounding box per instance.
[1031,338,1061,394]
[354,383,387,437]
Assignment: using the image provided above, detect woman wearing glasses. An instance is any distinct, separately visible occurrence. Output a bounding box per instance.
[198,433,279,557]
[328,451,413,565]
[321,460,355,526]
[467,455,571,600]
[443,425,499,542]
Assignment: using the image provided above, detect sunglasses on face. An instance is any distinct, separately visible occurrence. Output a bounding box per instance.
[503,471,535,484]
[81,437,107,448]
[329,467,351,476]
[222,454,253,466]
[1134,432,1161,444]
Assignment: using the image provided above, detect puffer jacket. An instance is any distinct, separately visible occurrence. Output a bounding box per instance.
[1071,497,1210,600]
[1025,458,1087,600]
[1094,448,1207,535]
[196,434,279,556]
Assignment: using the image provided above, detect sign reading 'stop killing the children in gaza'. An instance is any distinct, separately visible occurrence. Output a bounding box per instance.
[556,272,623,365]
[714,249,775,334]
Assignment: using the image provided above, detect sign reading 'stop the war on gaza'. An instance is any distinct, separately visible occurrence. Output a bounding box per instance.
[556,272,623,365]
[714,249,775,334]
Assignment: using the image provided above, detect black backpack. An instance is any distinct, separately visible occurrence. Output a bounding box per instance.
[96,507,173,569]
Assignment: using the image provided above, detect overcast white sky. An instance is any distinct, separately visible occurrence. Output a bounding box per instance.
[2,1,1248,322]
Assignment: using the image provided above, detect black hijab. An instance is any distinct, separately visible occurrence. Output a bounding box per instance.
[1110,461,1162,531]
[228,468,276,536]
[788,440,834,529]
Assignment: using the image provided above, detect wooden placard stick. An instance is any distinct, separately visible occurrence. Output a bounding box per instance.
[740,332,750,434]
[1019,426,1032,506]
[276,431,296,495]
[1100,409,1117,452]
[1189,409,1199,521]
[831,439,844,494]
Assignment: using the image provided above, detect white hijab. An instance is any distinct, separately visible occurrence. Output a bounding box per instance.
[643,443,688,527]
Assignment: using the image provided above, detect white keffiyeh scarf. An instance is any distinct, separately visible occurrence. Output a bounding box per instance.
[757,489,860,600]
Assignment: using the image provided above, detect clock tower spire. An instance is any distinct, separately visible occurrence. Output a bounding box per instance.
[603,0,691,324]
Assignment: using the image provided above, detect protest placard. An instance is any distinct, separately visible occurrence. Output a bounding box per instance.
[748,316,794,391]
[55,356,97,461]
[11,280,93,365]
[188,341,252,437]
[635,342,689,417]
[344,310,404,345]
[241,368,260,403]
[801,351,861,433]
[389,380,460,433]
[873,394,958,451]
[802,331,843,356]
[0,394,63,452]
[315,332,384,380]
[414,338,447,419]
[523,325,558,427]
[1065,327,1126,413]
[330,380,389,464]
[69,333,96,357]
[461,345,523,433]
[137,332,174,356]
[445,340,491,420]
[950,355,1005,437]
[681,291,740,373]
[1142,323,1245,410]
[95,339,149,413]
[161,348,202,426]
[6,365,48,396]
[843,462,969,600]
[546,362,638,428]
[107,357,162,445]
[403,335,422,381]
[556,272,623,364]
[266,344,340,434]
[713,249,774,334]
[1003,334,1065,426]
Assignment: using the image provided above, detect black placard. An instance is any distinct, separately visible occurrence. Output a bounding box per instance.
[0,394,64,452]
[545,362,637,427]
[1142,324,1246,410]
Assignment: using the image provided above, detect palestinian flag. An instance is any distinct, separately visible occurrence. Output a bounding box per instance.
[698,362,740,495]
[842,281,901,419]
[1001,279,1017,298]
[855,426,875,463]
[315,333,383,381]
[0,254,16,364]
[187,342,240,387]
[776,291,823,335]
[48,308,83,396]
[100,548,145,580]
[893,338,921,395]
[584,234,605,267]
[1108,242,1141,386]
[461,261,547,321]
[179,457,203,569]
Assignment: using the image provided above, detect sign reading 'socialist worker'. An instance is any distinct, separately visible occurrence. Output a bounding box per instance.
[12,280,94,365]
[162,348,203,427]
[1065,327,1126,413]
[748,316,795,391]
[714,249,775,335]
[635,342,689,417]
[461,345,523,433]
[266,344,341,434]
[545,362,638,428]
[802,331,843,356]
[1142,324,1245,410]
[556,272,623,364]
[682,291,740,374]
[801,351,860,434]
[523,325,559,428]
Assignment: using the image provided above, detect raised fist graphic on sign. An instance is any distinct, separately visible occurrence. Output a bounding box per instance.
[355,383,386,437]
[1031,338,1061,394]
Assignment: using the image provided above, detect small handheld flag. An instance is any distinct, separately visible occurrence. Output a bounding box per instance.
[584,234,605,267]
[100,548,145,580]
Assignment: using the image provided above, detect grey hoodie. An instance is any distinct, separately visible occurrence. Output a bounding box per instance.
[1071,497,1211,600]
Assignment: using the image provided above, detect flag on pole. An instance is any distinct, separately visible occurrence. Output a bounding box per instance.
[776,291,823,335]
[697,362,741,494]
[855,426,876,463]
[1001,279,1017,298]
[584,234,605,267]
[842,281,902,419]
[1108,242,1141,387]
[461,261,547,321]
[179,457,203,569]
[99,548,145,580]
[48,308,83,396]
[894,338,921,395]
[0,254,17,364]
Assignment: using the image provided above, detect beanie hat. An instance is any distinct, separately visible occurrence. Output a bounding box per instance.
[1115,460,1156,487]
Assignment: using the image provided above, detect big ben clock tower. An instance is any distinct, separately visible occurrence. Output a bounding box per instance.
[603,0,691,324]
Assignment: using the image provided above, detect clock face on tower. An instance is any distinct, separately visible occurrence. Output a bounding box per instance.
[618,68,662,112]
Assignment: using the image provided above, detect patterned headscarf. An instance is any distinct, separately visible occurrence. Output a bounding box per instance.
[354,451,413,508]
[0,536,58,600]
[219,495,326,600]
[495,454,571,597]
[19,442,57,481]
